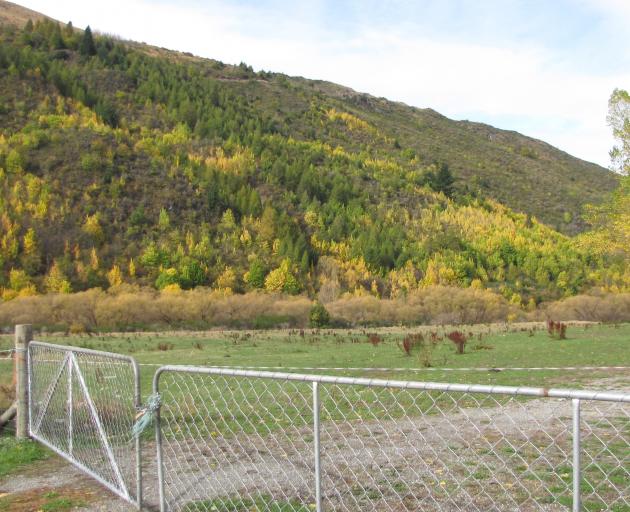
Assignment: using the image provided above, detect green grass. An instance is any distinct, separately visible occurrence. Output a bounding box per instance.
[0,434,49,478]
[39,492,85,512]
[1,323,629,405]
[0,489,86,512]
[182,495,313,511]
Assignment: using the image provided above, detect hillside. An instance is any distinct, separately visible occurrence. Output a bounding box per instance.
[0,0,48,26]
[245,76,618,234]
[0,4,627,306]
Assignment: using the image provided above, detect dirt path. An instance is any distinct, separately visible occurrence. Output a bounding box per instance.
[0,458,136,511]
[0,449,161,511]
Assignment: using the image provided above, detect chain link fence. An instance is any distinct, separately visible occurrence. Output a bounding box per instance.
[154,367,630,512]
[28,341,142,507]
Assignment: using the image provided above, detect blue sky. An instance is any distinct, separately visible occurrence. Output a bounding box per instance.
[18,0,630,167]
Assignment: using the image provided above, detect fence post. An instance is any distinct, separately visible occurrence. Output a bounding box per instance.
[67,355,73,456]
[154,371,167,512]
[15,324,33,440]
[313,382,323,512]
[572,398,581,512]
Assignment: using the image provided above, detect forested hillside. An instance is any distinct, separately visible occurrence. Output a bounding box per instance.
[0,10,627,311]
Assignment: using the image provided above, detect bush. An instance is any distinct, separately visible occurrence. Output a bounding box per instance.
[547,320,567,339]
[446,331,468,354]
[398,333,423,356]
[544,293,630,322]
[309,302,330,328]
[253,315,294,329]
[367,333,382,346]
[326,286,515,326]
[0,288,311,330]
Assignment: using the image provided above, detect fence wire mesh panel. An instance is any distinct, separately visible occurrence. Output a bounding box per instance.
[28,341,142,506]
[155,368,316,511]
[154,367,630,512]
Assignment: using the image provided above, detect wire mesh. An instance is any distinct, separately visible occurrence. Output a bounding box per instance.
[28,341,141,505]
[156,370,315,511]
[155,368,629,512]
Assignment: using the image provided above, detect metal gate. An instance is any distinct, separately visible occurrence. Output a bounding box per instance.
[28,341,142,507]
[153,366,630,512]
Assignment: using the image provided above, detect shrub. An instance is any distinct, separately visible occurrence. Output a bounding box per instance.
[80,152,102,172]
[309,302,330,328]
[327,286,515,326]
[68,322,86,335]
[547,320,567,340]
[446,331,467,354]
[399,333,423,356]
[367,333,382,346]
[253,315,293,329]
[544,293,630,323]
[155,268,179,290]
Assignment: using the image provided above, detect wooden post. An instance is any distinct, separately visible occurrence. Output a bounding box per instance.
[15,324,32,440]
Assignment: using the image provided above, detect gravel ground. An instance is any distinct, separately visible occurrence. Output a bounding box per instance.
[1,376,628,511]
[0,460,142,511]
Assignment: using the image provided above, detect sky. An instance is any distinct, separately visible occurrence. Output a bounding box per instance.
[16,0,630,168]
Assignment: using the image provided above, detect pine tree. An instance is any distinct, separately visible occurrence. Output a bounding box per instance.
[158,208,170,231]
[430,163,455,197]
[79,25,96,56]
[244,259,266,289]
[49,24,65,50]
[64,21,74,38]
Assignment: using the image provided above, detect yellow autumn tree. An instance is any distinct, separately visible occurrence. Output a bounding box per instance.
[215,266,237,293]
[264,259,301,294]
[107,264,124,287]
[44,262,72,293]
[83,214,104,244]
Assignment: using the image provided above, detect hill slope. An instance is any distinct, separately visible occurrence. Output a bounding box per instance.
[244,75,618,233]
[0,5,626,305]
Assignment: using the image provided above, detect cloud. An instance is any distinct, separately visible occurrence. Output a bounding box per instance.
[18,0,630,167]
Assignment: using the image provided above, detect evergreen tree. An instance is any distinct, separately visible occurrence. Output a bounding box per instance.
[49,24,65,50]
[64,21,74,38]
[430,163,455,197]
[309,302,330,327]
[244,259,266,289]
[79,25,96,56]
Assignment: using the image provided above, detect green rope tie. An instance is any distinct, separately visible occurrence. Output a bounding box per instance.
[132,393,161,438]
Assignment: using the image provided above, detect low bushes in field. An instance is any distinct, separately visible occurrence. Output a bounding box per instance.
[0,286,628,331]
[547,320,567,340]
[0,287,311,331]
[446,331,468,354]
[397,333,437,367]
[326,286,516,326]
[367,333,382,346]
[543,292,630,323]
[398,333,423,356]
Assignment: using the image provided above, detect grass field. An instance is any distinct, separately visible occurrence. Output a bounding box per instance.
[1,322,629,408]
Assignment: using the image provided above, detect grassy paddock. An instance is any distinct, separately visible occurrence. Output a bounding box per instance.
[1,323,629,407]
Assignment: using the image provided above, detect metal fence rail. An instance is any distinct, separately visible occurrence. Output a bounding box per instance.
[154,366,630,512]
[28,341,142,507]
